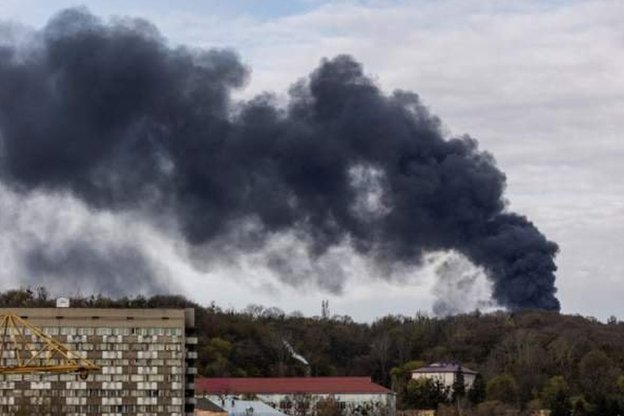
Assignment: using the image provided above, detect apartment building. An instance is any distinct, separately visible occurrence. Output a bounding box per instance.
[0,307,197,416]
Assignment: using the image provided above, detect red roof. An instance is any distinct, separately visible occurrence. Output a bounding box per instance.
[196,377,393,395]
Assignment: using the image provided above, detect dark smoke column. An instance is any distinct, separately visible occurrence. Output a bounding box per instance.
[0,8,560,310]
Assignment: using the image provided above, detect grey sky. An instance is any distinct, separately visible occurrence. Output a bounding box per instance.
[0,0,622,320]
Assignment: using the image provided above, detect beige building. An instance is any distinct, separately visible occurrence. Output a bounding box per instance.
[410,363,477,390]
[0,307,197,416]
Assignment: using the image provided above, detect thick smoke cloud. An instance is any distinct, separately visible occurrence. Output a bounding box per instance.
[0,8,559,310]
[25,240,169,297]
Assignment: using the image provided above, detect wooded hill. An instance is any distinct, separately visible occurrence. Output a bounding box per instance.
[1,288,623,415]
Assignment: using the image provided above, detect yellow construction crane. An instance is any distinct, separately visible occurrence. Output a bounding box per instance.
[0,312,99,380]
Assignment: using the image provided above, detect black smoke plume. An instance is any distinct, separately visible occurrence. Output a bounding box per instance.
[25,240,169,297]
[0,8,560,310]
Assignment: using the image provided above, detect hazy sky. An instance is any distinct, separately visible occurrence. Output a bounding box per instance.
[1,0,622,321]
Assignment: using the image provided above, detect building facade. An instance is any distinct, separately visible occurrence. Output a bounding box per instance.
[410,363,477,390]
[196,377,396,416]
[0,307,197,416]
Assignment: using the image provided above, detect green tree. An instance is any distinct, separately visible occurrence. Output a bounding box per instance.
[617,375,624,394]
[406,378,450,409]
[390,360,424,408]
[540,376,571,416]
[486,374,518,405]
[571,396,591,416]
[467,373,486,405]
[578,349,619,401]
[316,396,343,416]
[452,366,466,401]
[202,337,233,375]
[475,400,517,416]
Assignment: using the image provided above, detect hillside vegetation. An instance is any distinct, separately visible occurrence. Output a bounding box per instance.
[1,288,623,415]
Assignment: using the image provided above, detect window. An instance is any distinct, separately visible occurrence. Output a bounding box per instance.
[96,327,112,336]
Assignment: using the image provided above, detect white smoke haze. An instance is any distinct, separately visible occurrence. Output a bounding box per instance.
[431,252,496,317]
[0,181,447,316]
[348,164,390,221]
[282,339,310,366]
[0,184,177,296]
[186,221,442,297]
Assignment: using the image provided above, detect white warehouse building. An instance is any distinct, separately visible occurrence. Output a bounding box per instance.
[196,377,395,416]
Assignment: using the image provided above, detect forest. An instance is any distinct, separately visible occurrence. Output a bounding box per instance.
[1,288,623,415]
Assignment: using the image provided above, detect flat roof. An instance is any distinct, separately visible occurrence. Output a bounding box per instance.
[411,363,478,375]
[0,307,192,328]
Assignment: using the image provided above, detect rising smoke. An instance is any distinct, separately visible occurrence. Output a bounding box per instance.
[0,8,560,310]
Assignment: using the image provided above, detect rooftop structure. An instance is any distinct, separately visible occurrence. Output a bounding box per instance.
[411,362,477,375]
[0,312,99,377]
[195,398,228,416]
[205,396,289,416]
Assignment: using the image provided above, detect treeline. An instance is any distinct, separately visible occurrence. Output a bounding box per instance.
[1,288,624,415]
